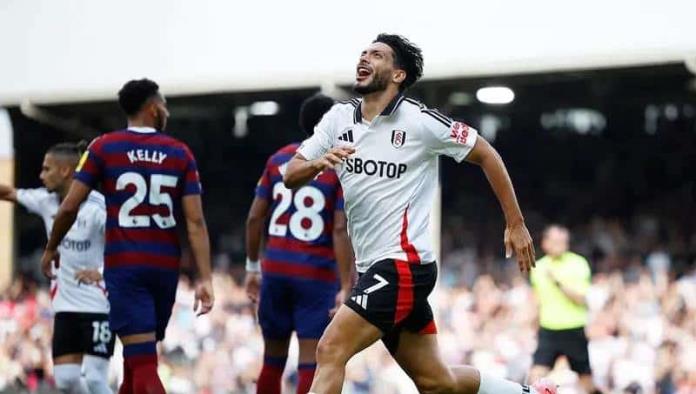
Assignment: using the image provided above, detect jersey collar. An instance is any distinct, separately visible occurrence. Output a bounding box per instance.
[353,93,405,124]
[127,126,157,133]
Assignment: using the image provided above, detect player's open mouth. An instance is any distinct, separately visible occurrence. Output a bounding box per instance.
[356,65,372,81]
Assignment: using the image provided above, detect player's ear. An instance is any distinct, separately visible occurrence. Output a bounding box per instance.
[392,69,406,85]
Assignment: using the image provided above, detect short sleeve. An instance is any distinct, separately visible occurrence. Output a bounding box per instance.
[254,163,272,202]
[296,106,337,161]
[573,256,592,295]
[421,109,478,162]
[74,138,106,188]
[16,188,50,215]
[182,146,202,195]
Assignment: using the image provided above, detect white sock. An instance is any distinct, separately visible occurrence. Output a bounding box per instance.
[82,356,112,394]
[477,372,536,394]
[54,364,89,394]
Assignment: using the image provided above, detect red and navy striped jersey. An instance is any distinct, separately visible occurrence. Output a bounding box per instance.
[74,128,202,270]
[256,143,344,283]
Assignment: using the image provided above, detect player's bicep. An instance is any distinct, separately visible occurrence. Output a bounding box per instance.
[248,196,270,222]
[333,209,347,234]
[181,194,206,228]
[61,180,92,214]
[296,107,336,161]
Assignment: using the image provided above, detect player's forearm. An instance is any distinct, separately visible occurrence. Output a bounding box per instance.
[187,218,212,281]
[558,284,587,306]
[333,229,354,290]
[283,156,323,189]
[46,207,78,250]
[474,142,524,226]
[0,184,17,202]
[245,214,265,262]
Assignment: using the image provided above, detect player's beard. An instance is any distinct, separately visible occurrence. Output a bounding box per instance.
[353,70,389,95]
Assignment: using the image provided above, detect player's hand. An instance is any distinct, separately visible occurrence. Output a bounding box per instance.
[313,146,356,171]
[329,287,350,318]
[193,279,215,316]
[75,269,102,285]
[244,272,262,304]
[40,249,59,280]
[504,221,535,274]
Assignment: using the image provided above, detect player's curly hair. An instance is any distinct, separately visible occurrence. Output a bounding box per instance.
[118,78,160,116]
[299,93,335,135]
[373,34,424,90]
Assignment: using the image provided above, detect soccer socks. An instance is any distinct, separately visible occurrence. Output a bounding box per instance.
[54,363,89,394]
[122,342,165,394]
[297,363,316,394]
[256,355,287,394]
[82,355,113,394]
[477,373,537,394]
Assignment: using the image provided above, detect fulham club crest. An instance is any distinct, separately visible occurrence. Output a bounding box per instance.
[391,130,406,148]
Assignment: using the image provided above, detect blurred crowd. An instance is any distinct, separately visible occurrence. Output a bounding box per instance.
[2,217,695,393]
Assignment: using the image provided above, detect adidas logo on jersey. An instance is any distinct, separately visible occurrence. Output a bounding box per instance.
[93,343,108,354]
[350,294,368,309]
[337,129,354,143]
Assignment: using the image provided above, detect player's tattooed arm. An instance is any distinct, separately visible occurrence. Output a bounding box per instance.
[0,183,17,202]
[42,180,92,279]
[465,136,536,274]
[284,148,355,189]
[182,194,215,316]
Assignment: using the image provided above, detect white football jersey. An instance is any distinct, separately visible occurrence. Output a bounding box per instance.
[17,188,109,313]
[298,95,478,272]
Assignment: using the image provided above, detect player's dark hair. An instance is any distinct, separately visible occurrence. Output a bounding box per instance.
[47,140,88,159]
[373,34,423,91]
[299,93,335,135]
[118,78,160,116]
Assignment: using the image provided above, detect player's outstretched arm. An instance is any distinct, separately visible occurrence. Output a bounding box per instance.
[0,184,17,202]
[182,194,215,316]
[465,136,536,273]
[42,180,92,279]
[283,148,355,189]
[244,196,269,303]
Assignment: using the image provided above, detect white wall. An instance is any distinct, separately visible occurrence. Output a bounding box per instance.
[1,0,695,105]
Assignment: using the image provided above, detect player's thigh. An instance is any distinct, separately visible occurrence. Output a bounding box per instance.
[52,312,85,364]
[105,268,157,337]
[562,328,592,375]
[258,276,293,340]
[293,280,336,340]
[151,269,179,341]
[79,313,115,359]
[392,331,463,393]
[532,328,560,369]
[316,305,382,363]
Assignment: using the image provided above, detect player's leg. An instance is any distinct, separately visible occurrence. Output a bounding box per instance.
[81,313,115,394]
[393,330,537,394]
[563,328,599,393]
[53,312,89,394]
[309,305,382,394]
[106,267,168,394]
[256,276,294,394]
[528,328,558,384]
[293,279,339,394]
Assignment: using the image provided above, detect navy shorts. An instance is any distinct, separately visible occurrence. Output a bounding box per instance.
[105,267,179,341]
[258,274,338,340]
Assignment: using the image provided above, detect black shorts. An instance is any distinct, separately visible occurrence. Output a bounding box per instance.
[345,259,438,354]
[52,312,115,360]
[533,327,591,374]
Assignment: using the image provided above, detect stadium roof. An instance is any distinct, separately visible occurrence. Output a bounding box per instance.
[1,0,695,105]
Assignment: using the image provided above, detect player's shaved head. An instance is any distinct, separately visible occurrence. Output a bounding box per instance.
[372,34,423,90]
[299,93,335,135]
[47,141,88,164]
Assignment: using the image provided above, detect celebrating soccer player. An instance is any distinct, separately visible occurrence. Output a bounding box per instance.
[244,93,353,394]
[1,142,114,394]
[284,34,556,394]
[41,79,214,394]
